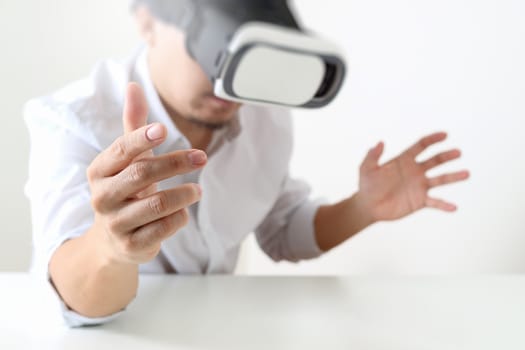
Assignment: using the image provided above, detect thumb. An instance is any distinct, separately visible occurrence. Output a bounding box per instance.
[360,142,385,173]
[123,82,149,134]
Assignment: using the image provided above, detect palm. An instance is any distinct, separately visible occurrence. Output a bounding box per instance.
[358,133,469,221]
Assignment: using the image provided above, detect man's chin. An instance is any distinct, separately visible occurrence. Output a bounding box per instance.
[186,116,231,131]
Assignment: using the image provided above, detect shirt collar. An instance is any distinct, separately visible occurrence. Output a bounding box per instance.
[225,112,242,141]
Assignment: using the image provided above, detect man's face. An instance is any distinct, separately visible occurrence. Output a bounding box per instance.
[144,13,242,129]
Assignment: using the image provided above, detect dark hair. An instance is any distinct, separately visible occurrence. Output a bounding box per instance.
[130,0,184,25]
[130,0,148,11]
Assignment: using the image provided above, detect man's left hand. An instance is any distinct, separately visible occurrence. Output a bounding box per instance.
[357,132,470,222]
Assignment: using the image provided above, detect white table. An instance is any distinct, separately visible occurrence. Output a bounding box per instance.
[1,274,525,350]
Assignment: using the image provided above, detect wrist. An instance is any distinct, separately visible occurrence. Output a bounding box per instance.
[83,225,138,271]
[348,191,377,228]
[314,192,378,252]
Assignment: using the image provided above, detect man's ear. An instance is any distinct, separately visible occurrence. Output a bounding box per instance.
[134,5,156,46]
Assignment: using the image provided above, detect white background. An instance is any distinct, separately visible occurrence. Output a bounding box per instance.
[1,0,524,274]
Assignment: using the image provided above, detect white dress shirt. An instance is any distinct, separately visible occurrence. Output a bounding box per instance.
[24,48,324,326]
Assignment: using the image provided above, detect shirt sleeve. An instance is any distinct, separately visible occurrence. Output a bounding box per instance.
[254,175,327,262]
[24,99,122,327]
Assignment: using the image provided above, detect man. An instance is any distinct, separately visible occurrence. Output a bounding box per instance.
[24,2,469,327]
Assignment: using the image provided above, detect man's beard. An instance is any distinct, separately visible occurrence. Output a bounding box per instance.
[161,95,232,131]
[185,116,229,131]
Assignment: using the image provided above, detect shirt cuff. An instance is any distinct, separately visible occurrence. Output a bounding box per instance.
[47,276,124,328]
[60,297,124,327]
[285,198,326,261]
[38,234,125,328]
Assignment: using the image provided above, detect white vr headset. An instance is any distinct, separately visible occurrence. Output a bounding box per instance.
[139,0,347,108]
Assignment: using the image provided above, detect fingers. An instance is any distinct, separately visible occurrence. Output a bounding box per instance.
[425,169,470,211]
[123,82,149,134]
[109,184,201,234]
[88,123,167,179]
[425,197,457,212]
[360,142,384,173]
[92,149,206,211]
[87,83,157,180]
[104,149,207,202]
[405,132,447,158]
[427,170,470,189]
[420,149,462,171]
[128,208,190,251]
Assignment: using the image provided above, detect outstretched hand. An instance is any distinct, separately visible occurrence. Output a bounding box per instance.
[358,132,470,222]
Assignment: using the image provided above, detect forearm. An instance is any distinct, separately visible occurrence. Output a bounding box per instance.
[49,227,139,318]
[314,192,376,252]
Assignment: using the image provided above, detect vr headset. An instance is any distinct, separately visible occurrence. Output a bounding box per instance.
[140,0,347,108]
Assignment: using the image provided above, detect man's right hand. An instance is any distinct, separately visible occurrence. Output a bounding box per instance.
[86,82,207,265]
[48,82,205,318]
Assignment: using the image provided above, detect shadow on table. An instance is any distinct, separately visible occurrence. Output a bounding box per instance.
[81,276,357,350]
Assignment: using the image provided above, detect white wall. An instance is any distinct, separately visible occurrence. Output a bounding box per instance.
[0,0,138,271]
[2,0,524,274]
[243,0,525,275]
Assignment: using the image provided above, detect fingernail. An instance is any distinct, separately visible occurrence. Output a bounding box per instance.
[188,150,207,166]
[194,184,202,196]
[146,124,164,141]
